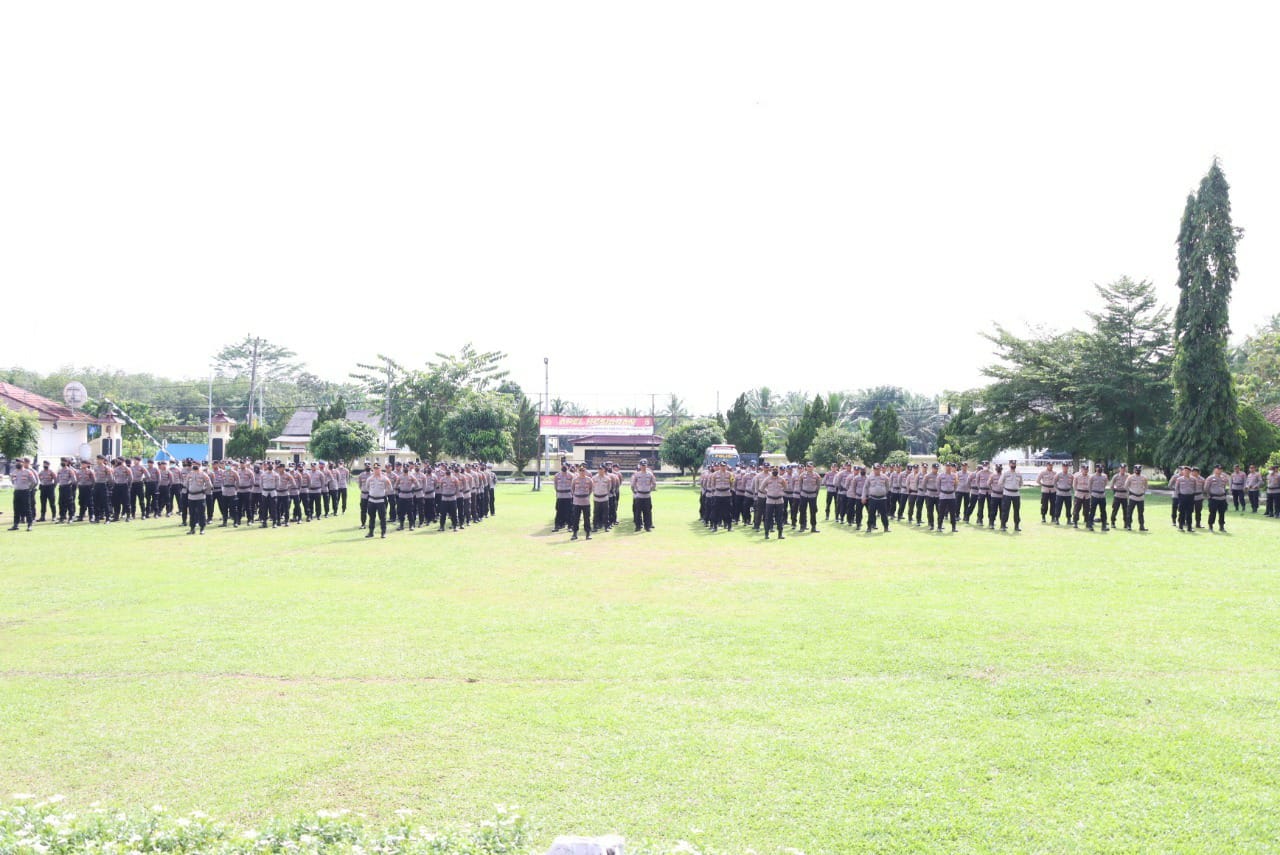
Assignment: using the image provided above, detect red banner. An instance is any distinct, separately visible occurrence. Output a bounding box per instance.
[539,415,655,437]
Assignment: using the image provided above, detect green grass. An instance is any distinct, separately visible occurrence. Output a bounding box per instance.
[2,486,1279,853]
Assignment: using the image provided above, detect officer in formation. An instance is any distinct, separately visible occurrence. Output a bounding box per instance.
[358,460,494,535]
[553,461,643,541]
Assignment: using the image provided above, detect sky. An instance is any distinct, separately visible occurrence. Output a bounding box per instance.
[4,1,1279,416]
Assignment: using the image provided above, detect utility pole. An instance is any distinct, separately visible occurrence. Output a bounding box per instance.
[383,359,392,453]
[246,336,260,426]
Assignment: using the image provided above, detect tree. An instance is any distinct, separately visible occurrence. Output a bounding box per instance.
[1232,314,1280,411]
[1237,404,1279,468]
[785,395,829,462]
[226,423,272,461]
[309,419,377,464]
[313,396,348,428]
[723,394,764,454]
[507,393,540,475]
[660,418,724,475]
[977,327,1088,460]
[808,424,873,468]
[0,408,41,461]
[659,394,689,432]
[1075,277,1173,465]
[867,405,907,463]
[213,336,301,427]
[443,396,513,463]
[1161,161,1243,471]
[884,449,910,467]
[936,401,980,463]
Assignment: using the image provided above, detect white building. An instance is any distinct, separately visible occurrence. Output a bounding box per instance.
[0,381,99,463]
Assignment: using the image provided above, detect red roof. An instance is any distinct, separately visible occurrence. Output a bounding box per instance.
[0,381,96,423]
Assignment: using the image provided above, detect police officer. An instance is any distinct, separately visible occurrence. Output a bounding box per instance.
[1267,466,1280,517]
[799,463,821,533]
[552,465,573,531]
[999,461,1022,532]
[1245,465,1262,513]
[8,458,37,530]
[1229,465,1246,512]
[1125,465,1148,531]
[761,467,787,539]
[1051,463,1072,525]
[1087,465,1109,532]
[1174,465,1197,531]
[630,458,657,532]
[862,463,891,533]
[186,462,211,535]
[569,465,593,540]
[364,463,392,538]
[1036,462,1055,523]
[1108,464,1128,528]
[1205,465,1230,531]
[36,460,57,521]
[55,459,77,523]
[986,464,1003,529]
[936,463,958,532]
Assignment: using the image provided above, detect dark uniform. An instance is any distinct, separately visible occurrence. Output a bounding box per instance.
[630,460,657,532]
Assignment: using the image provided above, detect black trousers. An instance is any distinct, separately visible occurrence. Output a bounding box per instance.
[594,499,612,531]
[633,496,653,530]
[937,497,957,529]
[1089,496,1107,529]
[1110,496,1127,525]
[78,485,93,520]
[986,494,1001,526]
[971,493,985,523]
[1267,493,1279,517]
[156,485,172,516]
[439,498,460,530]
[764,502,786,535]
[1232,488,1245,511]
[277,494,292,525]
[93,483,110,521]
[1072,496,1088,525]
[111,484,130,520]
[1000,495,1021,529]
[554,496,571,529]
[1208,497,1229,529]
[1248,489,1259,512]
[1039,492,1053,519]
[367,499,387,535]
[397,495,416,528]
[11,489,33,526]
[37,484,55,519]
[260,492,277,526]
[1051,494,1069,523]
[569,503,590,535]
[753,497,766,529]
[145,483,157,516]
[866,497,890,531]
[58,485,75,521]
[1177,495,1195,529]
[1127,498,1145,528]
[799,496,818,530]
[188,495,207,532]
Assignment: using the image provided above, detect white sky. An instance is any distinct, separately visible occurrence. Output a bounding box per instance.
[4,1,1279,416]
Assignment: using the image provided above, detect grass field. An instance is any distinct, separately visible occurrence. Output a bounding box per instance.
[2,485,1279,853]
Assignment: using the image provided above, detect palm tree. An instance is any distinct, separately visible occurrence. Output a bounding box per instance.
[660,394,689,431]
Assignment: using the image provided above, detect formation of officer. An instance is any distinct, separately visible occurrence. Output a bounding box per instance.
[358,460,494,537]
[553,460,649,541]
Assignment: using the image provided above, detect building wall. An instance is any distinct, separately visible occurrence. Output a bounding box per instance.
[38,420,91,462]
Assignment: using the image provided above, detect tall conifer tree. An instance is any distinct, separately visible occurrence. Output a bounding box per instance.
[1162,160,1242,470]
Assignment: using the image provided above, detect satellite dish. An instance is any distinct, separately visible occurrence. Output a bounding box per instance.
[63,381,88,409]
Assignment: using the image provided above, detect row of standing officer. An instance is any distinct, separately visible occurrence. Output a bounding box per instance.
[552,460,657,540]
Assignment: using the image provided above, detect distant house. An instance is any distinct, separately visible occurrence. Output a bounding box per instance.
[1265,405,1280,429]
[0,381,100,463]
[269,408,410,464]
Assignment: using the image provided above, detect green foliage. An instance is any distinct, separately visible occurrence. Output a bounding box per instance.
[808,424,873,468]
[1231,314,1280,411]
[884,449,910,467]
[0,407,41,460]
[937,402,980,463]
[660,418,724,474]
[226,423,272,461]
[507,394,540,475]
[978,326,1089,459]
[1075,277,1173,464]
[213,335,302,426]
[785,395,828,462]
[308,419,377,464]
[443,396,513,463]
[1237,404,1279,468]
[936,443,962,466]
[313,396,348,428]
[867,405,907,463]
[1267,450,1280,470]
[723,394,764,454]
[1161,161,1243,471]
